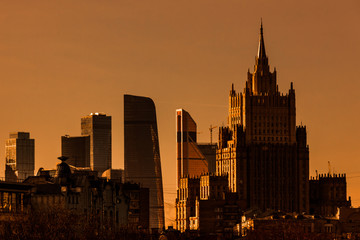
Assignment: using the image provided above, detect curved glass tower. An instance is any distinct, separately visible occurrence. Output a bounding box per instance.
[124,94,164,230]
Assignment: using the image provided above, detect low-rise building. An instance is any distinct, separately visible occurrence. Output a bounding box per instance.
[339,207,360,236]
[310,173,351,216]
[175,177,200,232]
[0,157,149,231]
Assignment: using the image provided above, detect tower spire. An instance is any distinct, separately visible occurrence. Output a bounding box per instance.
[257,19,266,59]
[250,20,276,95]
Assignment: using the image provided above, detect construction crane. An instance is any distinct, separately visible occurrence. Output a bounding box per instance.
[209,125,217,145]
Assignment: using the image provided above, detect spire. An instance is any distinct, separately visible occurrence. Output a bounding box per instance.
[250,20,277,95]
[257,19,266,59]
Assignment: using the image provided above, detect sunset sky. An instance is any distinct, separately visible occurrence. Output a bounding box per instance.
[0,1,359,225]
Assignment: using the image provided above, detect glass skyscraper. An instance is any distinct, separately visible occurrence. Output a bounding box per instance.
[124,94,164,231]
[81,113,111,175]
[5,132,34,181]
[176,109,213,182]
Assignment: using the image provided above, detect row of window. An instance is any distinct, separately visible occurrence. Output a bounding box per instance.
[68,195,79,204]
[38,195,62,204]
[254,136,288,141]
[253,115,289,121]
[254,122,287,128]
[254,129,288,134]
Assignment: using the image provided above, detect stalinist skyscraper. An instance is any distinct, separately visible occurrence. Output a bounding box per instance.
[216,23,309,213]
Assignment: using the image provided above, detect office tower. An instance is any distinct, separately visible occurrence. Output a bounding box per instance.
[124,94,164,231]
[177,109,215,182]
[5,132,35,181]
[216,23,309,213]
[61,135,90,168]
[81,113,111,175]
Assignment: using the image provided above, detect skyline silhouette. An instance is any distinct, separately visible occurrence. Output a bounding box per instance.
[0,1,359,226]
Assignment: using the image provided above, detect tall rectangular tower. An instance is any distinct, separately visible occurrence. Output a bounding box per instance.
[81,113,111,175]
[61,135,90,168]
[176,109,210,182]
[5,132,35,181]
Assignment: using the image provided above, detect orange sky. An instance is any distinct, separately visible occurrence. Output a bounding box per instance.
[0,1,359,226]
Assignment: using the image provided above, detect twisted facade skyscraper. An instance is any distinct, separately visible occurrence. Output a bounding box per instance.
[124,94,164,230]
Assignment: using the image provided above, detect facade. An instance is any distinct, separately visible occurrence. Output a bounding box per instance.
[124,94,164,231]
[189,193,243,238]
[81,113,111,175]
[20,158,150,230]
[216,23,309,213]
[61,135,90,168]
[339,207,360,236]
[0,181,32,215]
[199,174,228,200]
[175,177,200,232]
[5,132,35,181]
[175,174,229,233]
[310,173,351,216]
[252,214,341,238]
[176,109,216,183]
[122,182,150,229]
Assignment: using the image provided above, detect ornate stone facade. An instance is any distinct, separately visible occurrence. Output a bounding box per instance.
[216,23,309,213]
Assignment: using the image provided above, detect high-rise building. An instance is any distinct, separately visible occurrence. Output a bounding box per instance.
[176,109,216,182]
[124,94,164,231]
[216,23,309,213]
[61,135,90,168]
[81,113,111,175]
[5,132,35,181]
